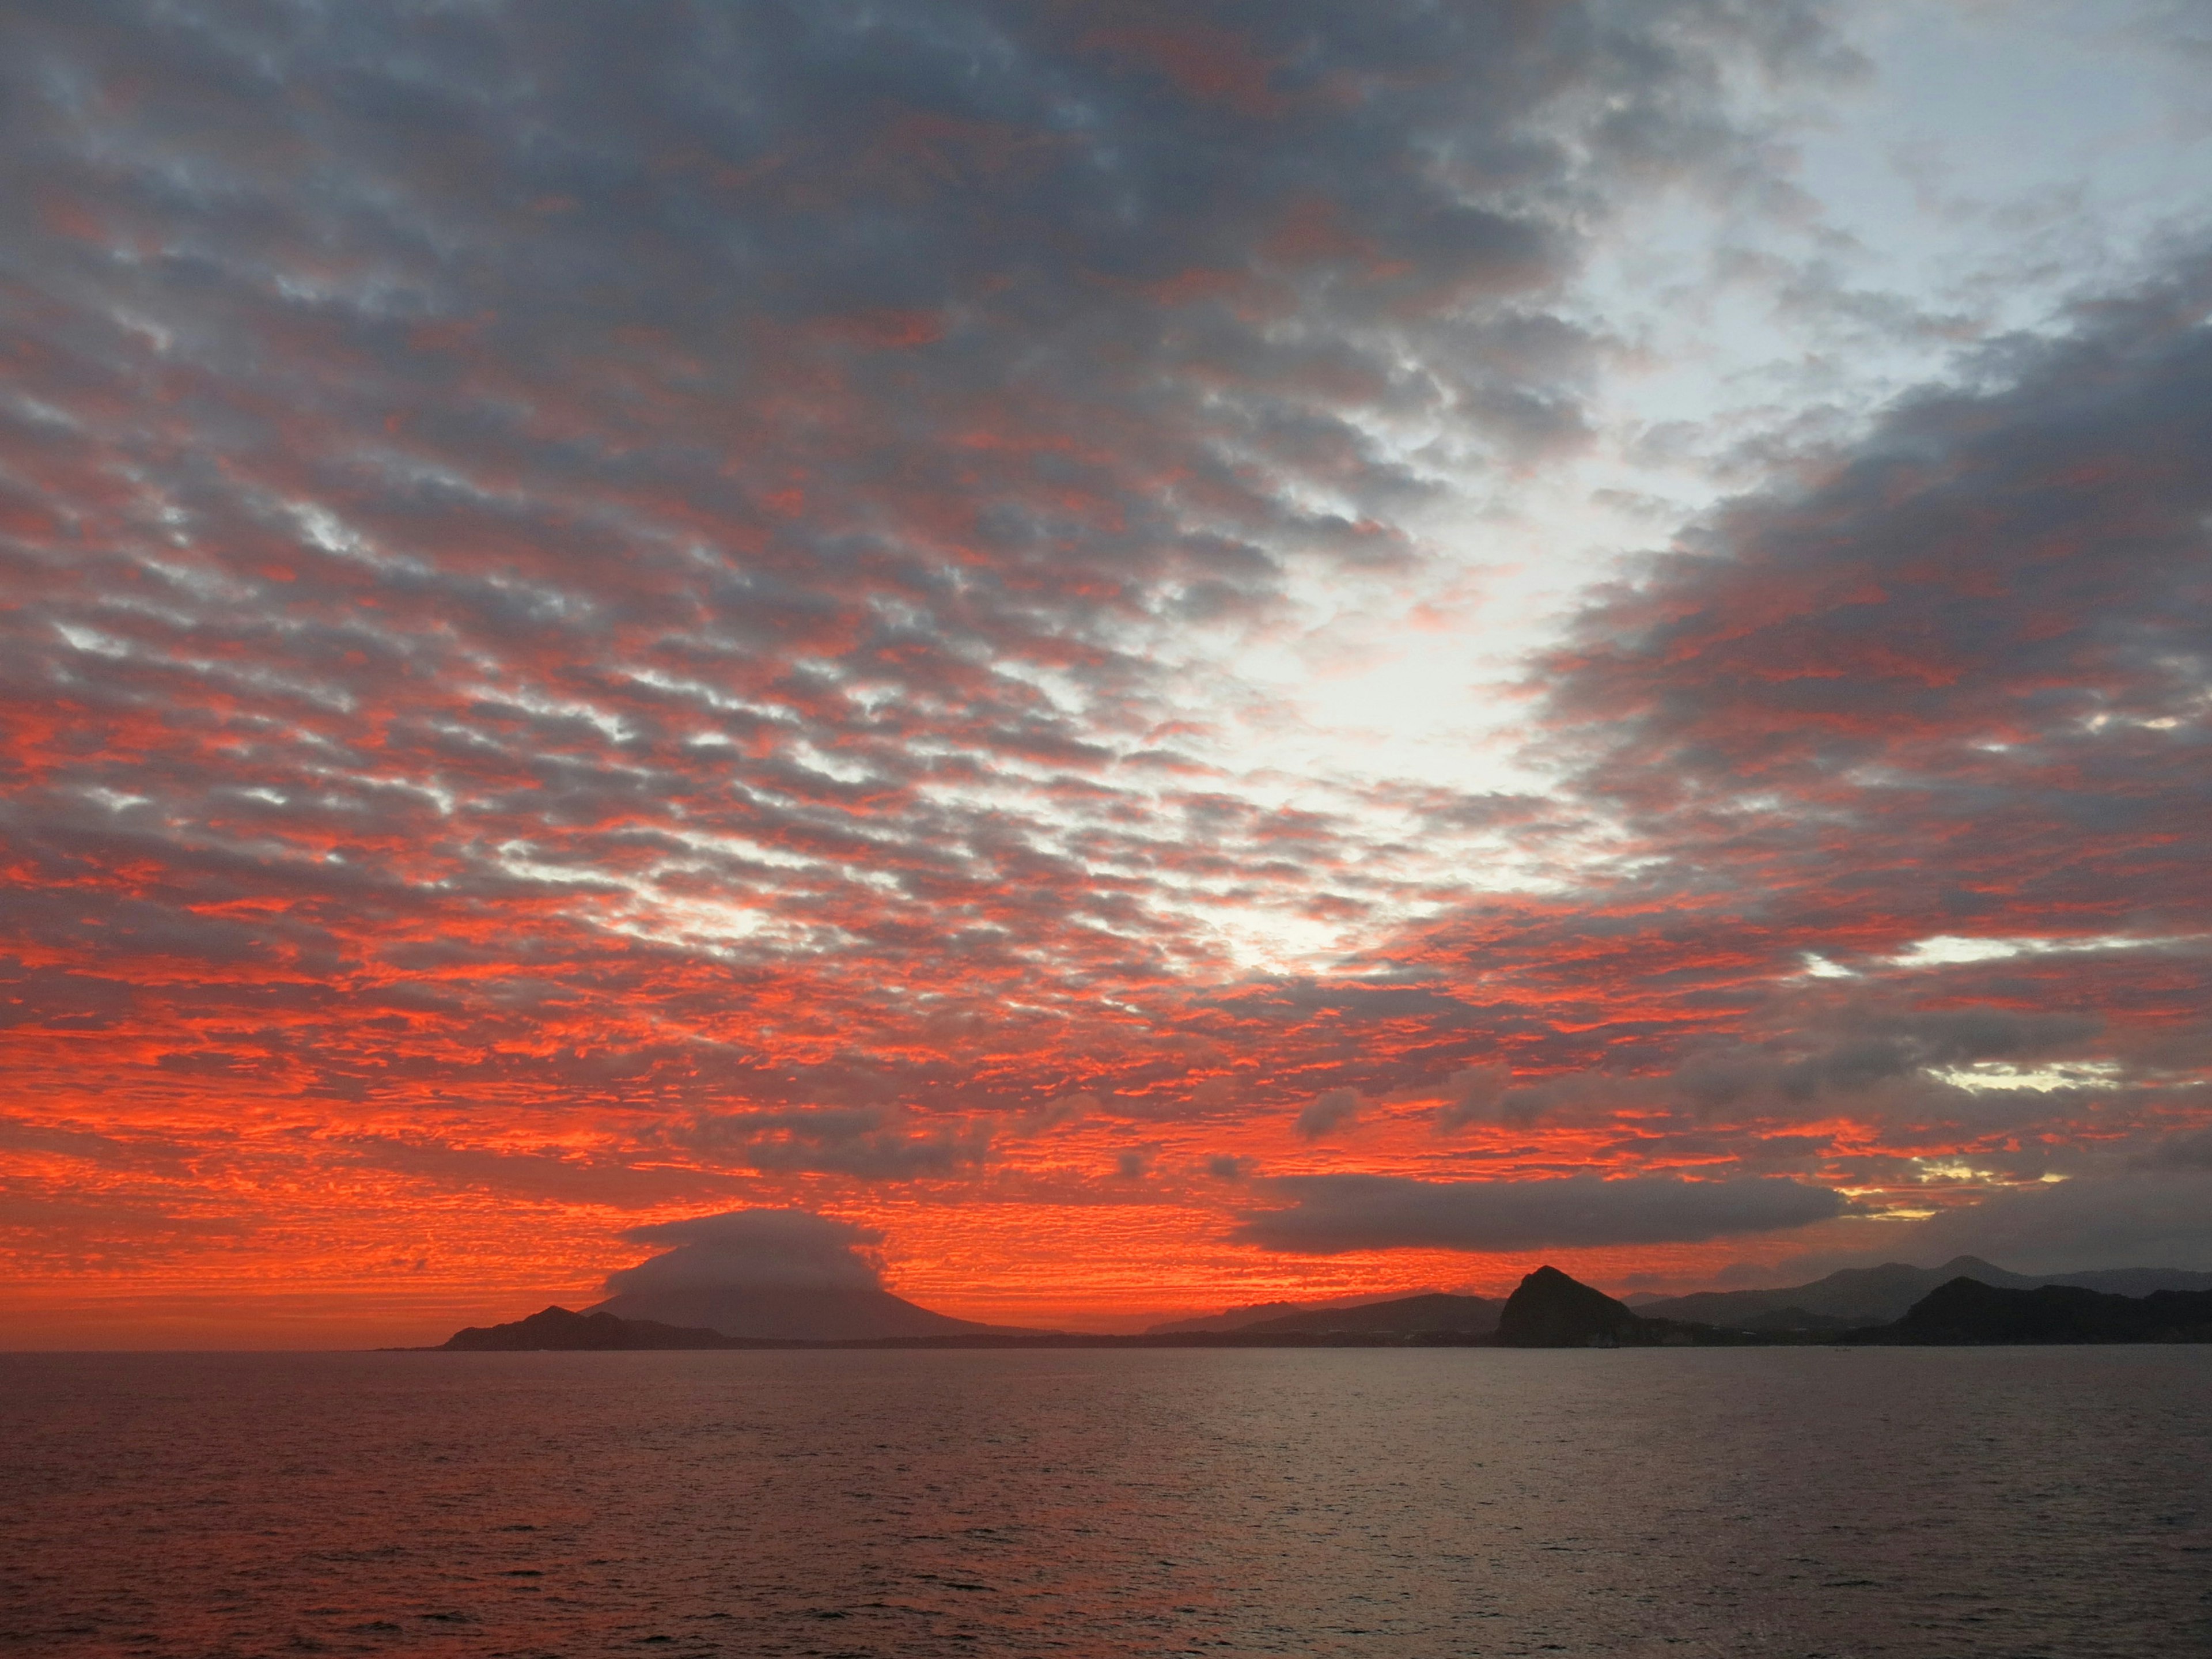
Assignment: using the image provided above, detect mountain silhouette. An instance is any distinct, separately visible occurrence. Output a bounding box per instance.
[1145,1291,1439,1335]
[442,1306,733,1351]
[1227,1292,1501,1338]
[1496,1266,1647,1347]
[1860,1278,2212,1344]
[587,1282,1029,1340]
[1634,1256,2212,1330]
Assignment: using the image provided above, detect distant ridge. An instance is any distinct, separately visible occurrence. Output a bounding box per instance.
[1150,1258,2212,1338]
[586,1282,1036,1341]
[1212,1292,1501,1338]
[426,1268,2212,1351]
[1635,1257,2212,1331]
[1145,1290,1435,1335]
[443,1306,735,1351]
[423,1309,1508,1351]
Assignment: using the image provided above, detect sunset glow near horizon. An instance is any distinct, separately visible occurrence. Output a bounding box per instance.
[5,0,2212,1346]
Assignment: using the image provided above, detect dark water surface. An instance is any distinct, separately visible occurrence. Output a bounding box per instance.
[3,1347,2209,1657]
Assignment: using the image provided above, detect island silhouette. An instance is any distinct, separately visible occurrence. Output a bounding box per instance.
[431,1261,2212,1351]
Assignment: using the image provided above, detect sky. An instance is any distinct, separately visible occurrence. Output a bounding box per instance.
[3,0,2210,1346]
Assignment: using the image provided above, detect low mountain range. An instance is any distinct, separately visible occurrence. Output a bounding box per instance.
[1146,1290,1444,1335]
[1497,1267,2212,1347]
[1203,1291,1502,1338]
[1850,1278,2212,1346]
[1159,1256,2194,1336]
[1146,1256,2212,1339]
[445,1306,739,1351]
[427,1255,2212,1350]
[1631,1256,2212,1330]
[430,1267,2212,1350]
[1490,1267,2212,1348]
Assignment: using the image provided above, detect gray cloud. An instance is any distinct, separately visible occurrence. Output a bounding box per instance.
[1541,266,2212,888]
[677,1108,992,1180]
[1833,1170,2212,1275]
[1427,1005,2116,1139]
[336,1137,749,1207]
[1294,1086,1361,1140]
[1230,1171,1847,1253]
[2145,1127,2212,1170]
[9,0,2206,1303]
[0,0,1854,1157]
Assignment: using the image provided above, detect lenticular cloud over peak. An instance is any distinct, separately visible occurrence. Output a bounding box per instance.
[592,1206,1006,1339]
[607,1209,886,1294]
[3,0,2211,1342]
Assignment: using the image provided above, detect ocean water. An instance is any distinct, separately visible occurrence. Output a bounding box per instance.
[3,1347,2208,1658]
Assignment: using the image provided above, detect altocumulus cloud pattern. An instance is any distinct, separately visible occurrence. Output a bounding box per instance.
[1,0,2209,1339]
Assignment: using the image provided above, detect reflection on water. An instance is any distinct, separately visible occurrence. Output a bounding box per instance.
[3,1346,2209,1656]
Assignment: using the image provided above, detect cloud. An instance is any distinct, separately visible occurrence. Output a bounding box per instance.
[677,1109,993,1180]
[2145,1127,2212,1171]
[1541,273,2212,879]
[1379,259,2212,1244]
[1415,1004,2120,1147]
[1433,1064,1516,1130]
[1294,1086,1360,1140]
[0,0,1849,1146]
[335,1138,749,1207]
[4,1,2208,1328]
[1016,1093,1097,1136]
[1840,1170,2212,1274]
[1230,1172,1847,1253]
[605,1207,885,1294]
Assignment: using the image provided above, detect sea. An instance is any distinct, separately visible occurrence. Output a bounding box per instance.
[3,1346,2208,1658]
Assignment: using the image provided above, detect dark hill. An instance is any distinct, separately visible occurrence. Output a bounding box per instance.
[1497,1266,1647,1347]
[587,1283,1029,1341]
[442,1306,735,1351]
[1857,1278,2212,1345]
[1145,1292,1431,1335]
[1234,1292,1501,1338]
